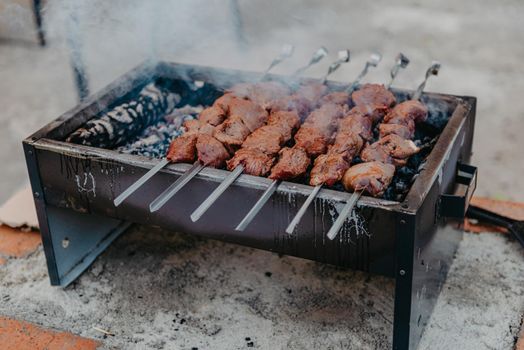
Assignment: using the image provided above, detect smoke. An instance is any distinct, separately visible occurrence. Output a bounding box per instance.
[39,0,386,93]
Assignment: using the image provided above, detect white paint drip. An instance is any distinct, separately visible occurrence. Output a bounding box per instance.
[75,172,96,197]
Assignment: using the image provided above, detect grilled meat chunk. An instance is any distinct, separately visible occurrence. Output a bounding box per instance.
[242,111,300,155]
[329,130,364,161]
[198,105,227,126]
[351,83,396,109]
[242,127,285,155]
[361,134,420,167]
[294,126,331,157]
[384,100,428,124]
[182,119,214,135]
[293,103,346,157]
[213,93,236,113]
[213,116,251,148]
[351,104,389,124]
[379,122,414,139]
[266,111,301,140]
[182,119,202,134]
[229,81,291,110]
[196,134,230,168]
[342,161,395,197]
[271,94,311,118]
[296,82,328,106]
[319,91,351,106]
[310,153,350,186]
[269,147,310,180]
[338,112,373,141]
[166,133,198,163]
[226,148,274,176]
[228,98,269,132]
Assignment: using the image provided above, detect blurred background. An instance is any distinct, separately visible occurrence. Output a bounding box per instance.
[0,0,523,204]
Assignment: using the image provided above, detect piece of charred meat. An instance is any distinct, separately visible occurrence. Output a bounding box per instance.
[384,100,428,124]
[269,147,310,180]
[319,91,351,107]
[213,115,252,149]
[271,94,311,119]
[196,134,230,168]
[293,103,347,157]
[228,81,291,111]
[295,82,329,107]
[342,162,395,197]
[227,98,269,132]
[308,107,372,187]
[351,83,396,109]
[166,133,199,163]
[226,148,274,176]
[269,101,348,181]
[310,153,350,187]
[167,90,272,168]
[341,97,428,197]
[198,105,227,126]
[361,134,420,167]
[227,110,301,176]
[379,122,414,139]
[337,111,373,142]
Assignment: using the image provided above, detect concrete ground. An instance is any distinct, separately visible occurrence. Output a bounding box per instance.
[1,0,524,349]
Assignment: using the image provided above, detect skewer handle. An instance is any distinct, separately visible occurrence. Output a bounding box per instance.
[113,158,169,207]
[321,49,350,84]
[293,47,328,76]
[412,61,441,101]
[347,52,382,93]
[386,52,410,89]
[149,162,204,212]
[262,44,295,78]
[190,165,245,222]
[326,190,363,240]
[285,185,322,234]
[235,180,279,231]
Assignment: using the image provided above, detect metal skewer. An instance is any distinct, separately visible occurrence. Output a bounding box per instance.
[149,161,204,212]
[386,53,410,89]
[190,47,336,222]
[412,61,441,100]
[326,61,440,241]
[292,47,329,76]
[262,44,295,78]
[236,50,351,232]
[321,49,350,84]
[347,52,382,93]
[114,158,169,206]
[141,47,297,212]
[190,165,244,222]
[285,53,383,235]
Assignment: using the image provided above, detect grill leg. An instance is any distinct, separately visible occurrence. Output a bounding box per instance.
[24,142,128,287]
[40,206,130,287]
[32,0,45,46]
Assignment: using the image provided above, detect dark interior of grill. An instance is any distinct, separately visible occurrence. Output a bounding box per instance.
[63,76,456,202]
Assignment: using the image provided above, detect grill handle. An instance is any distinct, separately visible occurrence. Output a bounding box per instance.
[439,163,477,218]
[466,205,524,248]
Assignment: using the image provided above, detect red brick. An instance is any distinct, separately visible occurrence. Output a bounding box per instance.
[0,317,100,350]
[464,197,524,234]
[516,316,524,350]
[0,225,41,258]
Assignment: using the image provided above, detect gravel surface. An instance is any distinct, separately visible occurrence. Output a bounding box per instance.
[0,1,523,349]
[0,227,522,349]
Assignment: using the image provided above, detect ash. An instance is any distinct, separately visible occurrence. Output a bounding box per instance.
[117,105,203,158]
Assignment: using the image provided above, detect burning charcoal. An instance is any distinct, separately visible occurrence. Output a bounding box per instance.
[67,83,181,149]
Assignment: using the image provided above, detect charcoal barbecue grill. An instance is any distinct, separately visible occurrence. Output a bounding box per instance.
[23,61,477,350]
